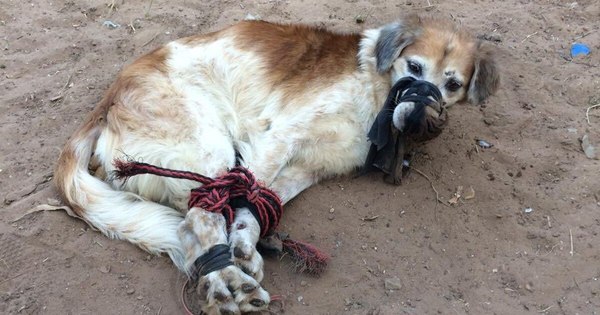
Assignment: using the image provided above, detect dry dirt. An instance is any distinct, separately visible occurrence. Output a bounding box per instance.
[1,0,599,314]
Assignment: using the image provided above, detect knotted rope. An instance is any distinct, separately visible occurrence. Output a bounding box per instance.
[112,160,329,275]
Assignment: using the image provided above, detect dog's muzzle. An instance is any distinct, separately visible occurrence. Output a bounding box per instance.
[362,77,448,184]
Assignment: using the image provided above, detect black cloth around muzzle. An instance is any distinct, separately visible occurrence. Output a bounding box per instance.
[363,77,444,180]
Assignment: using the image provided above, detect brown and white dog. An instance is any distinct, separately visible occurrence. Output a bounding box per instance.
[55,15,499,314]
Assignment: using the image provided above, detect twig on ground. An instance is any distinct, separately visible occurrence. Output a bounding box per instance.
[569,229,574,256]
[538,305,553,313]
[142,33,159,47]
[585,103,600,125]
[128,21,136,33]
[546,215,551,228]
[0,271,28,285]
[50,73,73,102]
[146,0,154,17]
[410,167,449,211]
[521,31,538,43]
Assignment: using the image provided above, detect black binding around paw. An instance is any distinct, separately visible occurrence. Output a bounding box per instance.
[191,244,233,281]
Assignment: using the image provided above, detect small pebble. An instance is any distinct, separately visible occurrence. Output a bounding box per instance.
[329,207,335,213]
[297,296,304,303]
[524,207,533,213]
[300,280,307,287]
[384,277,402,290]
[126,288,135,295]
[136,295,143,300]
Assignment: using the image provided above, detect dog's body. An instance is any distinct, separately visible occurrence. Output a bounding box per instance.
[55,16,498,314]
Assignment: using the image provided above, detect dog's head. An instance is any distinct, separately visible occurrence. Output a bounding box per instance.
[375,15,500,106]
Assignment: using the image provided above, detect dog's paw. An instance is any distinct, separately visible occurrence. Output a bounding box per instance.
[198,265,270,315]
[229,208,264,282]
[392,101,416,131]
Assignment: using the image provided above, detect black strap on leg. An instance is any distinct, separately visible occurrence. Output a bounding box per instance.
[228,197,261,227]
[191,244,233,281]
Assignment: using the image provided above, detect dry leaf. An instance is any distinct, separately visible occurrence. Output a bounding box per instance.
[448,186,464,205]
[11,203,81,223]
[463,186,475,200]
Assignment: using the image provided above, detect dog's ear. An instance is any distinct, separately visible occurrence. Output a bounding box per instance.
[375,16,421,74]
[467,43,500,104]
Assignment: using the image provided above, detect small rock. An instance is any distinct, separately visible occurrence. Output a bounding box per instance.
[245,13,261,21]
[300,280,307,287]
[102,20,121,29]
[524,207,533,214]
[329,207,335,213]
[126,288,135,295]
[581,134,597,159]
[99,265,110,274]
[136,295,143,300]
[297,296,304,303]
[525,282,533,292]
[516,170,522,178]
[478,33,502,42]
[344,298,352,306]
[355,15,365,24]
[384,277,402,290]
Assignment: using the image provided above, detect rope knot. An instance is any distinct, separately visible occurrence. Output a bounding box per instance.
[246,189,260,203]
[112,160,329,275]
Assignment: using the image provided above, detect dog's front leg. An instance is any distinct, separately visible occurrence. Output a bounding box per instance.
[228,165,316,282]
[178,208,270,315]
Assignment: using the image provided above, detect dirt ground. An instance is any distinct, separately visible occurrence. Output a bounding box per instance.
[1,0,599,314]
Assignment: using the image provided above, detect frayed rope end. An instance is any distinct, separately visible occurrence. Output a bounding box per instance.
[282,238,329,275]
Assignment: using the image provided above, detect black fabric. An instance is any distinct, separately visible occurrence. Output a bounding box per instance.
[363,77,443,178]
[191,244,233,281]
[229,197,261,227]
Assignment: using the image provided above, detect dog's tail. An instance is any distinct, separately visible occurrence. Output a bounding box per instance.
[54,94,187,271]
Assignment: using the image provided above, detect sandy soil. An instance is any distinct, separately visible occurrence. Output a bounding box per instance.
[1,0,599,314]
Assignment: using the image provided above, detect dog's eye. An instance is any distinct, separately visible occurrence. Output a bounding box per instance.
[407,61,422,76]
[445,79,462,92]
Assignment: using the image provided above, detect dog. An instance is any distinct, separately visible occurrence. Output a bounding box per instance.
[54,15,499,314]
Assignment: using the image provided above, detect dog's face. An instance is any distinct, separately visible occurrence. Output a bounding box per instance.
[375,16,500,106]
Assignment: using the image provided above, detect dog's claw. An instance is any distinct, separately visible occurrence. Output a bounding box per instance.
[199,266,270,315]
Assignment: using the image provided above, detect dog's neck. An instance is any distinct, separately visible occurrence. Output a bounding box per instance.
[355,28,394,134]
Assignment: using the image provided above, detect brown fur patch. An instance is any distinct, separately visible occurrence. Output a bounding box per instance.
[401,19,477,82]
[231,21,361,102]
